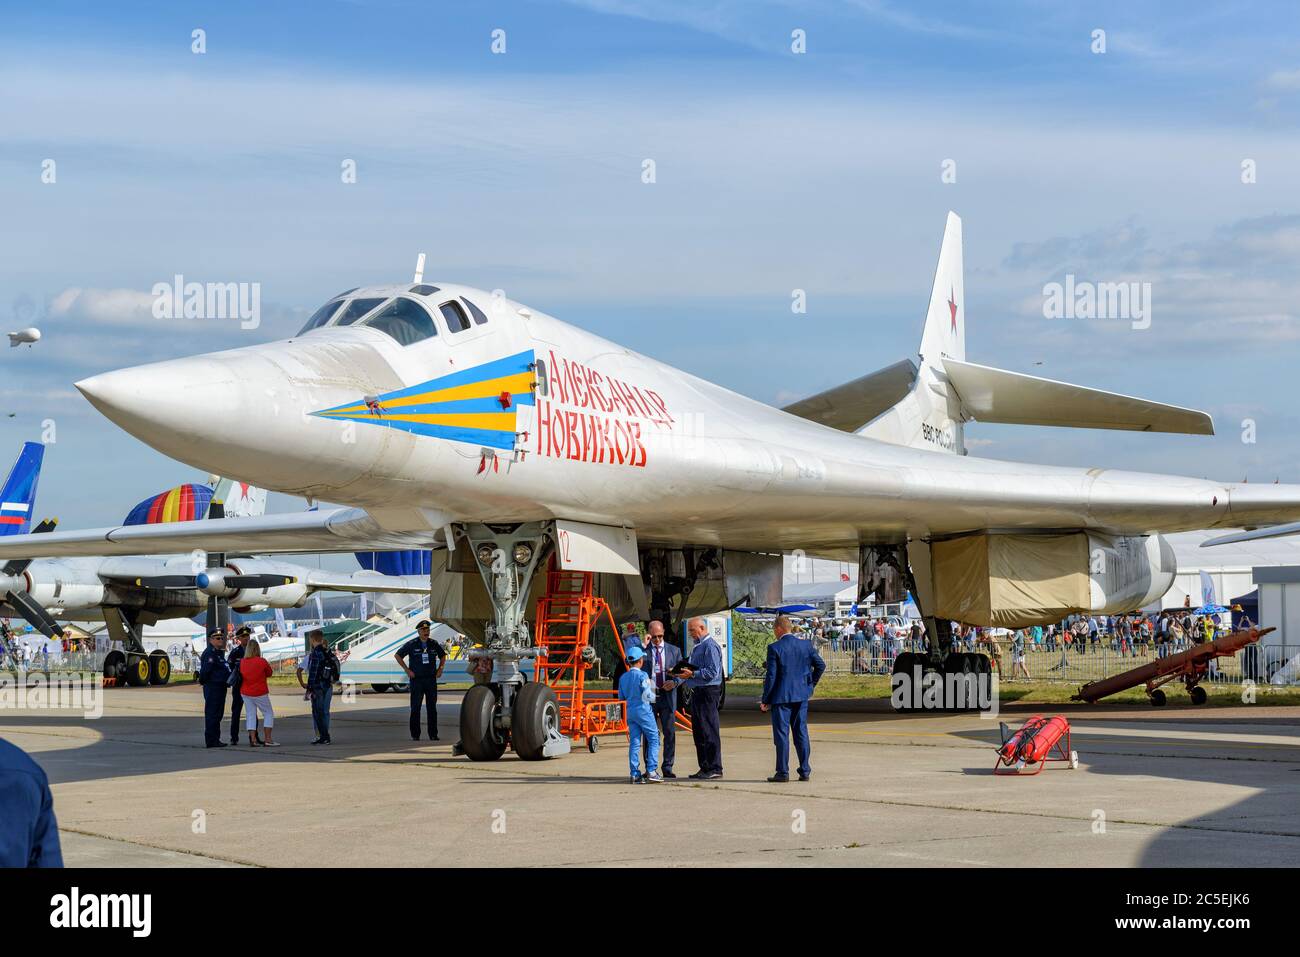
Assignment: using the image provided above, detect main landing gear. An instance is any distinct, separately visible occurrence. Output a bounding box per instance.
[101,608,171,686]
[453,522,570,762]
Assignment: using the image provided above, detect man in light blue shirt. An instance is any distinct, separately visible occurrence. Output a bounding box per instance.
[679,616,724,779]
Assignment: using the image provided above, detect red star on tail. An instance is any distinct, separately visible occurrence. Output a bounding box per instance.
[948,288,958,332]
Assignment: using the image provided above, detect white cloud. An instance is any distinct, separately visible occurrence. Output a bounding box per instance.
[48,287,156,325]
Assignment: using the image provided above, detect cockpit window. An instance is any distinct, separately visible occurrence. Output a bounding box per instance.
[362,297,438,346]
[296,299,344,335]
[334,297,387,326]
[440,301,472,333]
[460,297,489,325]
[410,284,441,296]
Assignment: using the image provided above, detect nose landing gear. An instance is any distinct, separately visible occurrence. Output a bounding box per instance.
[453,523,571,761]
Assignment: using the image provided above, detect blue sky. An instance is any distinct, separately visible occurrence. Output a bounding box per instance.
[3,0,1300,532]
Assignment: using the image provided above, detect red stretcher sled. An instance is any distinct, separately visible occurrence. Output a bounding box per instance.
[994,715,1079,776]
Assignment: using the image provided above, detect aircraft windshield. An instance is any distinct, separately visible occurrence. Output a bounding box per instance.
[362,298,438,346]
[296,299,344,335]
[334,297,388,326]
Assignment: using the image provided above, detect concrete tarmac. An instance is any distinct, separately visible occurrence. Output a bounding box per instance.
[3,684,1299,867]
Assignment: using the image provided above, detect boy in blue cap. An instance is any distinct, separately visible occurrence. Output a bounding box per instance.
[617,645,662,783]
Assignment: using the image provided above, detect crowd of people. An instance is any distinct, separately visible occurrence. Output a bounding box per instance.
[797,607,1242,680]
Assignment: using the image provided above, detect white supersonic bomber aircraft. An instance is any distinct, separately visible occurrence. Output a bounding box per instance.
[4,212,1298,758]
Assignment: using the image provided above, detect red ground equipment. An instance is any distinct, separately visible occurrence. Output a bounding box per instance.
[994,714,1078,775]
[1071,626,1271,707]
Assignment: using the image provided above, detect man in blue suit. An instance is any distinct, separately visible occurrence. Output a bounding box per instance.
[761,615,825,783]
[642,620,682,778]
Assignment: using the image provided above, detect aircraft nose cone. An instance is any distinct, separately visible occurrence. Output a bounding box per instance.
[77,366,192,430]
[76,350,307,486]
[77,355,239,447]
[75,342,390,493]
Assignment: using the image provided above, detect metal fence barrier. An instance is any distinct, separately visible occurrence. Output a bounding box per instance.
[809,637,1300,686]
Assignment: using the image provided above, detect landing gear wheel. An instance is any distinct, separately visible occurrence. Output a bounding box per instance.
[370,684,391,693]
[943,652,973,675]
[460,684,505,761]
[1149,688,1167,707]
[102,650,127,685]
[512,682,559,761]
[124,653,151,687]
[892,651,920,677]
[587,735,600,753]
[147,650,170,686]
[1188,685,1207,706]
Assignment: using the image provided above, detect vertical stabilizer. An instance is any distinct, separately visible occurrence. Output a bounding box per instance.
[857,211,966,454]
[0,442,44,535]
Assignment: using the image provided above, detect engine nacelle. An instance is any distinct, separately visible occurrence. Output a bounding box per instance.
[1086,532,1177,615]
[930,530,1176,628]
[200,559,310,609]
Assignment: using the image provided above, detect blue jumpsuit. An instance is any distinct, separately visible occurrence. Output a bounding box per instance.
[617,666,659,778]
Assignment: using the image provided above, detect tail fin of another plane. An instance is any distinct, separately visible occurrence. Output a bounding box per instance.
[0,442,44,535]
[856,210,967,454]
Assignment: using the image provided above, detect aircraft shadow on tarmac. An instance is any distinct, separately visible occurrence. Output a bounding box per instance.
[947,706,1300,866]
[8,690,1300,866]
[0,697,484,784]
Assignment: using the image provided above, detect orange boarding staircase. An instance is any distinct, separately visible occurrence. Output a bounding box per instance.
[533,567,630,752]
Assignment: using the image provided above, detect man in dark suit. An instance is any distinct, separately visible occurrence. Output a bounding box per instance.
[642,620,682,778]
[227,626,255,746]
[761,615,825,783]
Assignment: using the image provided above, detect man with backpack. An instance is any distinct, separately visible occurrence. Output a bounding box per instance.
[302,629,339,745]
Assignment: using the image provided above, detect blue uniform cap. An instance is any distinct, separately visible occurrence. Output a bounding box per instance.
[625,646,645,662]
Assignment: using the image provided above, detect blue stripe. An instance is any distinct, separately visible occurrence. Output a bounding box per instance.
[336,419,516,450]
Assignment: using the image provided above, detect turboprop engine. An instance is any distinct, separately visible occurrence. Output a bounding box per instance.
[195,559,308,609]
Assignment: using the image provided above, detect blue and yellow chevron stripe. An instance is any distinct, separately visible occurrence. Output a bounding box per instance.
[311,350,536,450]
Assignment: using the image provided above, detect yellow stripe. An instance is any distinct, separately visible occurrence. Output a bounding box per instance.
[318,410,518,431]
[161,489,181,524]
[325,371,535,416]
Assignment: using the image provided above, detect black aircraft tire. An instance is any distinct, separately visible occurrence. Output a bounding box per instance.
[460,684,505,761]
[148,651,171,686]
[943,652,972,675]
[892,651,918,677]
[370,684,391,693]
[512,682,559,761]
[124,654,151,687]
[1150,688,1167,707]
[1188,685,1207,706]
[103,651,127,684]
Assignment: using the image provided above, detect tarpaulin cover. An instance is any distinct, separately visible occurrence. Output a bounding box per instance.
[931,532,1090,628]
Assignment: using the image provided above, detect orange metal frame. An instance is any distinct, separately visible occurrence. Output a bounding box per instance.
[533,567,631,746]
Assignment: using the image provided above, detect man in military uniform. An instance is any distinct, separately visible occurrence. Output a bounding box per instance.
[198,630,231,748]
[395,620,445,741]
[227,626,258,745]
